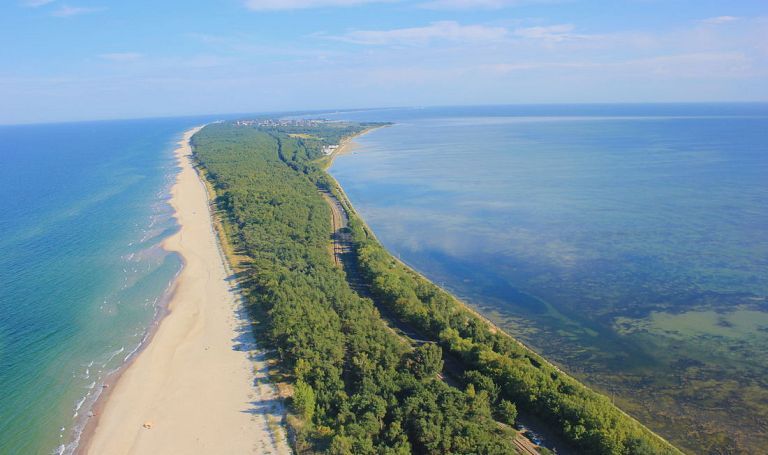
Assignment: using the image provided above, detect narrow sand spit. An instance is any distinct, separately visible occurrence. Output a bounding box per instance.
[84,127,290,455]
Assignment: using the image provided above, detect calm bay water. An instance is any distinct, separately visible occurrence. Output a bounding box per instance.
[327,105,768,453]
[0,117,216,454]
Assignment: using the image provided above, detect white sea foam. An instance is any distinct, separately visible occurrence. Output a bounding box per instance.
[104,346,124,365]
[123,339,144,363]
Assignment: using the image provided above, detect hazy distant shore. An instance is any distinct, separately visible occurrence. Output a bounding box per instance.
[324,124,386,164]
[80,127,290,455]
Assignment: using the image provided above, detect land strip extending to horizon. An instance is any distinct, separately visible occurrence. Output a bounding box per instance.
[80,127,290,455]
[188,119,683,454]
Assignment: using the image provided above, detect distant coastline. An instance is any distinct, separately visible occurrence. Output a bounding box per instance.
[319,123,389,167]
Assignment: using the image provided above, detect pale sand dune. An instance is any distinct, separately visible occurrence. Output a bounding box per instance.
[84,127,290,455]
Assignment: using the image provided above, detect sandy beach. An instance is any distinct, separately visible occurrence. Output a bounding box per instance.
[83,127,290,455]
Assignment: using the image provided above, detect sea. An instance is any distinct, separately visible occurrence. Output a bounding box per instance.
[323,104,768,453]
[0,116,221,454]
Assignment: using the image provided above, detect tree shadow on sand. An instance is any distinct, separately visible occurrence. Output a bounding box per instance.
[242,398,284,416]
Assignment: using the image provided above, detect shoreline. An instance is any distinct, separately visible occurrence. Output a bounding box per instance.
[70,134,194,455]
[70,271,180,455]
[80,127,290,455]
[322,124,386,168]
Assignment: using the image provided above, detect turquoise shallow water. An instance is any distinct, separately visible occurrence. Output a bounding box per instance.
[325,104,768,450]
[0,117,220,454]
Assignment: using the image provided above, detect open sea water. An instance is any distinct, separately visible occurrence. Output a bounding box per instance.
[0,117,217,454]
[325,104,768,453]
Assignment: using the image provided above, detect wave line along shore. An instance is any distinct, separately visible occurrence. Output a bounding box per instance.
[81,127,290,455]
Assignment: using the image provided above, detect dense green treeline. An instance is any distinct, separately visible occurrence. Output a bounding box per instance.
[191,122,518,454]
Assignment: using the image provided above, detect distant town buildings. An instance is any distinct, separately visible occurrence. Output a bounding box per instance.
[322,145,339,155]
[234,119,330,128]
[233,118,342,155]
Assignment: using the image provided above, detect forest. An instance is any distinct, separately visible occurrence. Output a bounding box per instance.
[191,120,683,455]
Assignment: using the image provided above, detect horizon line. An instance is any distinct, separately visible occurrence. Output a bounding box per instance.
[3,100,768,127]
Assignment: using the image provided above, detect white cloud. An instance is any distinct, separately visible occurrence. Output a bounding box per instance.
[179,55,234,68]
[700,16,739,25]
[52,5,104,17]
[418,0,550,9]
[333,21,509,45]
[99,52,143,62]
[481,61,596,73]
[513,24,584,41]
[483,52,754,79]
[625,52,751,78]
[243,0,391,10]
[22,0,56,7]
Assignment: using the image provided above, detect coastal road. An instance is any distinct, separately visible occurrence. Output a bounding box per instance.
[323,190,351,269]
[320,190,428,343]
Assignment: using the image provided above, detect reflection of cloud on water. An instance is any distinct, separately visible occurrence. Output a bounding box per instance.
[364,205,588,270]
[364,206,470,255]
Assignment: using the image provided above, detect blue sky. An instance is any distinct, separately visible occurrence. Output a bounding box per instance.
[1,0,767,124]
